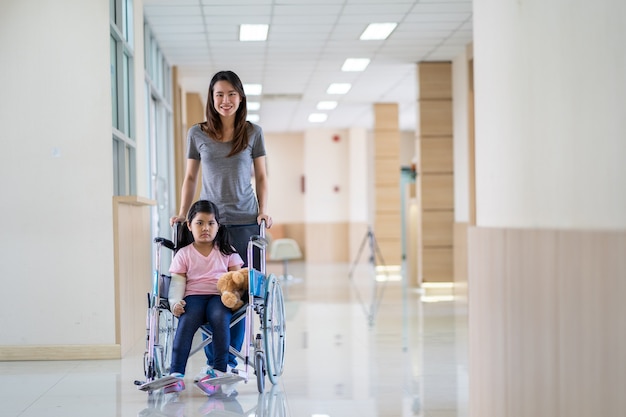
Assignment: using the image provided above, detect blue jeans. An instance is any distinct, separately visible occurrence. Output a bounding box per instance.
[170,295,232,374]
[202,223,260,368]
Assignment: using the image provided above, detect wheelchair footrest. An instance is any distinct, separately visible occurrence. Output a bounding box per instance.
[137,375,180,391]
[195,373,245,386]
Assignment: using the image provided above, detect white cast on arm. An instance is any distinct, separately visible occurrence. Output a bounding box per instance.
[168,273,186,312]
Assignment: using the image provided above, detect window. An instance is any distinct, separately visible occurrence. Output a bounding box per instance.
[144,22,174,238]
[110,0,136,195]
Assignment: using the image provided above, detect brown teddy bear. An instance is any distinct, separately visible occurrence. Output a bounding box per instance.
[216,268,249,310]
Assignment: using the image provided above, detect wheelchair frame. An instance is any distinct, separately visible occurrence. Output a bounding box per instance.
[135,221,286,394]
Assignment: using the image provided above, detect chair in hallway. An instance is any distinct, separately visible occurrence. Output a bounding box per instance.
[269,238,302,281]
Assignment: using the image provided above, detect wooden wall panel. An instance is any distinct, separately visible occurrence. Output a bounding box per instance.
[420,137,453,173]
[419,100,453,137]
[418,62,453,99]
[374,131,401,156]
[422,247,453,281]
[468,227,626,417]
[375,158,401,185]
[416,62,453,283]
[304,222,349,262]
[373,103,401,266]
[421,174,454,210]
[375,186,402,211]
[375,212,402,240]
[374,103,399,130]
[422,210,453,246]
[113,196,155,357]
[375,238,402,265]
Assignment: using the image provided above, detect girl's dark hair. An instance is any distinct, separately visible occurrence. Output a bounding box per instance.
[200,70,250,157]
[186,200,237,256]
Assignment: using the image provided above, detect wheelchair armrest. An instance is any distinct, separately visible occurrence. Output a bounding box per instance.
[154,237,175,250]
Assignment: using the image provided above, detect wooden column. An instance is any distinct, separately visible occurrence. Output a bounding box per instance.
[373,103,401,265]
[417,62,454,282]
[185,92,205,201]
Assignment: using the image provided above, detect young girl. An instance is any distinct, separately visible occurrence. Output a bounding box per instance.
[164,200,244,395]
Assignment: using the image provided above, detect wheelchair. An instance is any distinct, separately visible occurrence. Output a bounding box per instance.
[135,220,286,394]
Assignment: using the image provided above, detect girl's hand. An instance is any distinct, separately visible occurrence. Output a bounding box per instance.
[172,300,186,317]
[258,213,273,228]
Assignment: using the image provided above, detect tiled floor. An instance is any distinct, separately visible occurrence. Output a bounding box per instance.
[1,262,468,417]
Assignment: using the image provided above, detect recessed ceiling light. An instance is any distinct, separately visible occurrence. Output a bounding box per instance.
[239,24,268,41]
[342,58,370,72]
[308,113,328,123]
[359,22,397,40]
[247,114,260,122]
[247,101,261,111]
[243,84,262,95]
[326,83,351,94]
[317,101,338,110]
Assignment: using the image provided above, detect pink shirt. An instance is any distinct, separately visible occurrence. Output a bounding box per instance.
[169,244,243,296]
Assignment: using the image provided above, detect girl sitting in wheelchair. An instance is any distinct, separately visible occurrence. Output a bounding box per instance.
[164,199,243,395]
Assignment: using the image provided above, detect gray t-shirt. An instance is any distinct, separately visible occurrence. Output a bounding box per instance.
[187,122,266,225]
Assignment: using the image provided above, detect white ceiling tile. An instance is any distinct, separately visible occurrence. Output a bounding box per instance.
[144,0,473,133]
[143,5,202,16]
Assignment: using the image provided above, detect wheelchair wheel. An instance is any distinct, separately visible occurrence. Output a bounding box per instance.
[263,274,286,384]
[255,351,266,393]
[158,308,176,375]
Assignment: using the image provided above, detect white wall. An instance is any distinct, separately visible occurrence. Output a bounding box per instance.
[473,0,626,229]
[264,132,305,224]
[303,129,351,223]
[452,49,470,223]
[348,127,369,223]
[0,0,119,345]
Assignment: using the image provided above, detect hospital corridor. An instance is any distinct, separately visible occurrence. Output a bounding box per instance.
[0,261,467,417]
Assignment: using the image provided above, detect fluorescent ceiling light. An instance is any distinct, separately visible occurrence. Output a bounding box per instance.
[359,22,397,40]
[247,114,260,122]
[308,113,328,123]
[247,101,261,111]
[316,101,337,110]
[342,58,370,72]
[326,83,351,94]
[243,83,262,95]
[239,24,268,41]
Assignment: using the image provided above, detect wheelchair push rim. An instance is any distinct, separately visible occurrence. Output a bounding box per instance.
[263,273,286,384]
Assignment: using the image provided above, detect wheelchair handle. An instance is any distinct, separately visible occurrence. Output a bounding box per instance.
[247,220,268,274]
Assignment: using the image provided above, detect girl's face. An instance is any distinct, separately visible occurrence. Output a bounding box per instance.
[212,80,241,118]
[187,212,219,244]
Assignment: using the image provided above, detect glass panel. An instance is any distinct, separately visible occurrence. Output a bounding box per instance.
[151,40,158,84]
[128,145,136,195]
[112,139,120,195]
[123,53,131,136]
[124,145,131,194]
[110,36,118,128]
[126,0,134,45]
[143,25,150,73]
[110,0,116,25]
[156,49,163,94]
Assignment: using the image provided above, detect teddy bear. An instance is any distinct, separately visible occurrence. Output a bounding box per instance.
[216,268,249,310]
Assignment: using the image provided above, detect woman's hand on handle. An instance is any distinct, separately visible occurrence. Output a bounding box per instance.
[257,213,273,229]
[170,214,186,227]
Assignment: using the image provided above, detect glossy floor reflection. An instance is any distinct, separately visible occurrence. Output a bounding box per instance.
[1,262,468,417]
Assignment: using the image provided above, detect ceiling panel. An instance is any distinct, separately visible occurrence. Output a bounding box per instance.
[144,0,472,133]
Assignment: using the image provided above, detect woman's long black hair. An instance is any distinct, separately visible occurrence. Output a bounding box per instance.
[186,200,237,256]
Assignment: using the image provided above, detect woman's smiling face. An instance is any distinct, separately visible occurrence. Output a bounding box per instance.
[212,80,241,118]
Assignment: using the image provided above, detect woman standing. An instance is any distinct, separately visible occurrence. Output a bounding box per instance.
[170,70,273,380]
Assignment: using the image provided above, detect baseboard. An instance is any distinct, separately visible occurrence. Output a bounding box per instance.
[0,344,121,361]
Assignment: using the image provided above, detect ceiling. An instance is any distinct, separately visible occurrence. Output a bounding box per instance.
[143,0,473,133]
